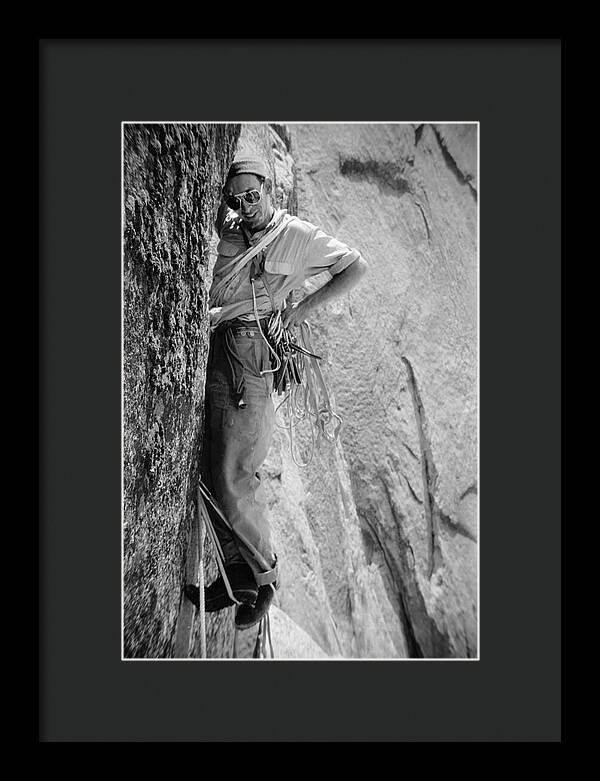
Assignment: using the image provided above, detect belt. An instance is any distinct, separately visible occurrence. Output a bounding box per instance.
[219,316,271,339]
[231,326,263,338]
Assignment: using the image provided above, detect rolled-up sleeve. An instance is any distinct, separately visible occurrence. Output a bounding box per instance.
[302,227,362,280]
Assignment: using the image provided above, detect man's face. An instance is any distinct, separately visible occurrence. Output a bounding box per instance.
[224,173,272,230]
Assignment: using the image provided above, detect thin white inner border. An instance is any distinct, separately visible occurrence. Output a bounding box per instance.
[121,121,480,662]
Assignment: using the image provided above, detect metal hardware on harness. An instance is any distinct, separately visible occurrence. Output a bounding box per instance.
[250,278,281,376]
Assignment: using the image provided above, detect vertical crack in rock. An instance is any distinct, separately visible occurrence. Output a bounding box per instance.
[370,475,452,658]
[361,512,423,658]
[414,200,432,246]
[362,514,397,587]
[403,442,419,461]
[403,473,424,505]
[378,477,417,575]
[414,124,425,146]
[401,356,443,578]
[269,123,293,152]
[430,125,477,202]
[397,590,422,659]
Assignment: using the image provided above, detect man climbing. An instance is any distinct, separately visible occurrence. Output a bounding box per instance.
[185,155,367,631]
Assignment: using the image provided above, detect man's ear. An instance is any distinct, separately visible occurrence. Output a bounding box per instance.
[264,177,273,194]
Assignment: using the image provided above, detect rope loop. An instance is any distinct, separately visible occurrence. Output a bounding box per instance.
[261,313,342,467]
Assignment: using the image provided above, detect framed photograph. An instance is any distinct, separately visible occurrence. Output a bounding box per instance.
[40,39,561,742]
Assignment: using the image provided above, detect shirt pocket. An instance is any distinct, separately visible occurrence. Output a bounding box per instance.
[264,258,295,275]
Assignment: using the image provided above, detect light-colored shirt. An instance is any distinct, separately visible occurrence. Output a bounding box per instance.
[209,208,361,328]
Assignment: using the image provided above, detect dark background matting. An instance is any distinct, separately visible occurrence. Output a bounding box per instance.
[39,38,561,742]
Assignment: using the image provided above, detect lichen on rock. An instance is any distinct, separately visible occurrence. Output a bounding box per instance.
[122,123,240,659]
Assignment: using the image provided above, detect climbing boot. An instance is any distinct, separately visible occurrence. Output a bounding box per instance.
[184,562,258,612]
[234,583,276,630]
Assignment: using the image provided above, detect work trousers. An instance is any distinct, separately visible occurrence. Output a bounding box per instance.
[201,321,277,584]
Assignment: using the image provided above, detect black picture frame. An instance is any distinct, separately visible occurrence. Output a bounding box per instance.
[39,38,561,742]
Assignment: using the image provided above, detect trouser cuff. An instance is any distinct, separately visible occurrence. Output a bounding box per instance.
[255,558,279,587]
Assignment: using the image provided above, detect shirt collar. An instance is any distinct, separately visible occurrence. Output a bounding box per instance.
[241,208,286,245]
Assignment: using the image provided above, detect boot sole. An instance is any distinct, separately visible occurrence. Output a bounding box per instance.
[205,589,258,612]
[234,614,264,631]
[234,595,275,630]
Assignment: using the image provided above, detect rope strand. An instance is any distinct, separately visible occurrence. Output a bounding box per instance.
[266,318,342,466]
[197,491,207,659]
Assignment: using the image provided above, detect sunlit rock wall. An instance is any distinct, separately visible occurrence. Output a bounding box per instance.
[225,123,477,658]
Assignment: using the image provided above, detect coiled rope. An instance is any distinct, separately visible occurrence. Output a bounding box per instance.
[250,280,342,468]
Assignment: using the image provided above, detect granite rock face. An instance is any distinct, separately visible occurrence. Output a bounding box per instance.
[122,123,240,658]
[292,123,478,657]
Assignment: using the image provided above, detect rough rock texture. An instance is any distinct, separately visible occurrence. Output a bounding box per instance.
[290,123,478,657]
[122,123,240,658]
[221,123,478,658]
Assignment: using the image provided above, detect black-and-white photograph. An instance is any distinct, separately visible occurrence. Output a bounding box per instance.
[122,121,479,660]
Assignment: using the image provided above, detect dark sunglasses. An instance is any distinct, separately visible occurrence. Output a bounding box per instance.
[223,181,264,211]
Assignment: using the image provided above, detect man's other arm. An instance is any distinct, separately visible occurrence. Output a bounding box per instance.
[282,255,368,328]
